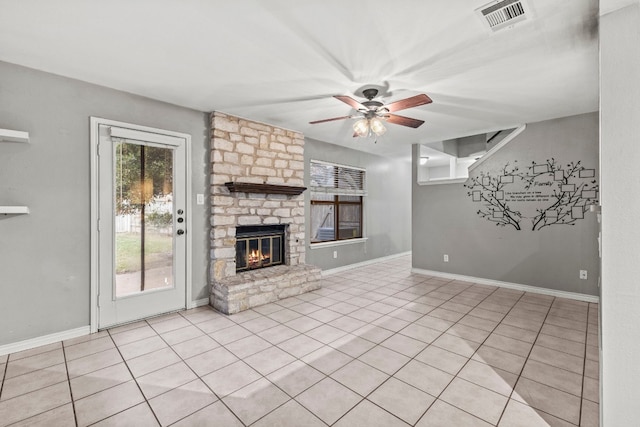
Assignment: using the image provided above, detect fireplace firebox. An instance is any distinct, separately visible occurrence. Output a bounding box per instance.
[235,225,286,272]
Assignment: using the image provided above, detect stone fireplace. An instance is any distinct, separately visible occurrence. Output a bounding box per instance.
[209,112,321,314]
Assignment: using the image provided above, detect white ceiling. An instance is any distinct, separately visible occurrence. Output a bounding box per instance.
[0,0,599,157]
[600,0,638,15]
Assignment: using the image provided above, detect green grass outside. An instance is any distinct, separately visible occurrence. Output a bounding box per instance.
[116,232,173,273]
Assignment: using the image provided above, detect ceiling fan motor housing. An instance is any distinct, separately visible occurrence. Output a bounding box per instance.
[362,100,384,110]
[361,88,386,117]
[362,88,379,100]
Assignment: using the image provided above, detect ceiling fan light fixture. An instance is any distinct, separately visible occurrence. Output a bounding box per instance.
[370,118,387,136]
[353,119,369,137]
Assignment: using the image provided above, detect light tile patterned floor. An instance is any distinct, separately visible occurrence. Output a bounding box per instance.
[0,255,599,426]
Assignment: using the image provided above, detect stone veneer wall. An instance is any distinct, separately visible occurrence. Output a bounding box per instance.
[209,112,312,311]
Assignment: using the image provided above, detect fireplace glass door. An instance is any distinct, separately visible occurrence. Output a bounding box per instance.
[236,226,284,272]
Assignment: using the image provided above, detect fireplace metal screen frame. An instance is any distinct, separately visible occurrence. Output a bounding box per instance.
[235,225,287,273]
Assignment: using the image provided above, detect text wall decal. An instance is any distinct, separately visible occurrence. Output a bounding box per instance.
[464,159,598,231]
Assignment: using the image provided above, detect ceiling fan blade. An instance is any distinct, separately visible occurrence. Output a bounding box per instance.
[384,94,432,112]
[386,113,425,128]
[309,115,353,124]
[334,95,368,111]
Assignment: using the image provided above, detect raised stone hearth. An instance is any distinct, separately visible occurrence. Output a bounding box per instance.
[209,112,321,314]
[212,264,321,314]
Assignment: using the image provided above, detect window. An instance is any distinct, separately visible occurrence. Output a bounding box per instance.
[310,160,366,243]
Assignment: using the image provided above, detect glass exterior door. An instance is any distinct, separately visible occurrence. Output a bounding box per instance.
[114,142,174,297]
[98,124,187,329]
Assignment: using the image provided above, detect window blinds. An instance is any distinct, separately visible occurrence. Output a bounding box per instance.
[309,160,366,196]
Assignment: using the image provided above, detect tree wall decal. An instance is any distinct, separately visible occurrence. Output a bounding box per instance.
[465,159,598,231]
[464,162,522,230]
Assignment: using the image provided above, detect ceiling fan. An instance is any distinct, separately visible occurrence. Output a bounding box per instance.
[309,88,432,138]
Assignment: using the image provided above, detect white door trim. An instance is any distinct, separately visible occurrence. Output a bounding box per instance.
[90,117,192,333]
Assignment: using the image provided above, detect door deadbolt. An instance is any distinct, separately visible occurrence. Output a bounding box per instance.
[177,229,185,235]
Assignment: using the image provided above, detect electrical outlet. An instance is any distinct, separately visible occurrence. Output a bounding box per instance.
[580,270,588,280]
[196,194,205,205]
[444,254,449,262]
[333,250,338,259]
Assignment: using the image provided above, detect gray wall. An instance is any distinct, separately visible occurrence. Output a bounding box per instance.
[0,62,209,345]
[600,3,640,423]
[412,112,599,295]
[304,138,412,270]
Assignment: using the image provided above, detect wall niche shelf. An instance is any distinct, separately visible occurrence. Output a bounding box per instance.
[0,206,30,215]
[0,129,30,143]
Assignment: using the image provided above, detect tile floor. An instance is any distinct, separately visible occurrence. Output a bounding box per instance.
[0,255,599,426]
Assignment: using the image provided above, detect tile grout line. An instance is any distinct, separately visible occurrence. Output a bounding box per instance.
[498,297,593,425]
[494,295,555,426]
[155,310,251,426]
[60,343,80,427]
[293,272,422,426]
[347,280,495,426]
[256,271,424,425]
[577,306,592,427]
[424,287,573,423]
[246,267,422,426]
[0,356,8,400]
[0,346,72,426]
[410,282,522,426]
[100,323,163,427]
[186,309,321,427]
[321,277,499,426]
[252,260,588,424]
[155,312,257,425]
[388,278,520,423]
[4,339,117,425]
[250,284,390,425]
[220,277,415,426]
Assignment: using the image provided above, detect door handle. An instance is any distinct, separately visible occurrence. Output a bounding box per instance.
[177,229,185,235]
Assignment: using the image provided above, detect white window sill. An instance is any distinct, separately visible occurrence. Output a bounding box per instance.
[309,237,368,249]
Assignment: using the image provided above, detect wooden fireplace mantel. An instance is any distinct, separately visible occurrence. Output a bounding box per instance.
[224,182,307,196]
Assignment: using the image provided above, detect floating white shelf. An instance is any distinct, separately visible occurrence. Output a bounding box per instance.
[0,129,30,143]
[0,206,30,215]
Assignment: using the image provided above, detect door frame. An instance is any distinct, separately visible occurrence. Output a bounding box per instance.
[89,117,192,333]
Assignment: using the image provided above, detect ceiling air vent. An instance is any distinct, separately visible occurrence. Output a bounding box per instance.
[476,0,529,32]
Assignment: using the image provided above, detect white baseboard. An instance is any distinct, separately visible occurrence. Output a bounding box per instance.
[411,268,599,303]
[322,251,412,277]
[190,298,210,308]
[0,326,91,357]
